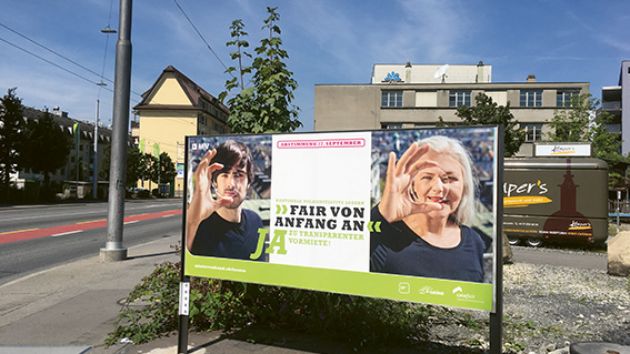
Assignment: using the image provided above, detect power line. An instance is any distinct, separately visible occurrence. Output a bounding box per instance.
[0,35,115,93]
[0,35,140,105]
[97,0,116,100]
[173,0,234,77]
[0,20,142,97]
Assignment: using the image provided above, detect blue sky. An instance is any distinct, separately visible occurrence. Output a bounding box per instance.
[1,0,629,131]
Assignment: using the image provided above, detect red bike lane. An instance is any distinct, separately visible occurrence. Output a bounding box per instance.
[0,209,182,245]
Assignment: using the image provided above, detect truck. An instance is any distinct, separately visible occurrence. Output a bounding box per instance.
[503,157,608,247]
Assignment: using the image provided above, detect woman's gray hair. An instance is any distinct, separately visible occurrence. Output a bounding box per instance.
[416,135,477,224]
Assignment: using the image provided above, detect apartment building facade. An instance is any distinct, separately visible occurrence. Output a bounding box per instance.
[133,65,229,195]
[315,62,589,156]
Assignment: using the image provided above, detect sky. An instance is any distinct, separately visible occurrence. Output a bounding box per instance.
[1,0,629,132]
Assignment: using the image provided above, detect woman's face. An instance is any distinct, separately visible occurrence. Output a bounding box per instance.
[411,150,464,219]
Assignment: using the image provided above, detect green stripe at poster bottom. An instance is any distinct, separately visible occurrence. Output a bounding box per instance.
[185,252,494,312]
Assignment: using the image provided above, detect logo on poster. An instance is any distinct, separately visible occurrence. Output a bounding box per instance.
[418,286,445,296]
[398,282,410,294]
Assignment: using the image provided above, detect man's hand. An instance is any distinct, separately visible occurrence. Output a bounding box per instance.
[378,143,444,223]
[186,149,233,250]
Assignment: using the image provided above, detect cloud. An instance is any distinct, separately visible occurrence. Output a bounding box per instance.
[388,0,472,62]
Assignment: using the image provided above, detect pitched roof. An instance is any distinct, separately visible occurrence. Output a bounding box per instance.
[133,65,229,115]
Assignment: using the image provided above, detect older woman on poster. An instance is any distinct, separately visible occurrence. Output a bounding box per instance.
[370,135,488,283]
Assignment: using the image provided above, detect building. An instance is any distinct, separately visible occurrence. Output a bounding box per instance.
[11,106,112,198]
[602,60,629,154]
[133,65,229,196]
[314,62,590,156]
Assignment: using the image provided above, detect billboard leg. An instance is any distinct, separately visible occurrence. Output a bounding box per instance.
[490,125,504,354]
[177,278,190,354]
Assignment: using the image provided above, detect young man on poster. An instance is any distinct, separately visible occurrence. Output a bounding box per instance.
[186,140,267,261]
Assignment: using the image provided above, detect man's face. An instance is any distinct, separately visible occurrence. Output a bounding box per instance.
[214,165,249,209]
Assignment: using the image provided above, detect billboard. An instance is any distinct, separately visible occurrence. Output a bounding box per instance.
[184,127,500,311]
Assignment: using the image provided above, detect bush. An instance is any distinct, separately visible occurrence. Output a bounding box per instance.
[106,261,443,350]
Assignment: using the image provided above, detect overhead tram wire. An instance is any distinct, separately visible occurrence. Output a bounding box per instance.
[0,35,140,105]
[173,0,234,77]
[97,0,116,101]
[0,35,114,94]
[0,20,142,98]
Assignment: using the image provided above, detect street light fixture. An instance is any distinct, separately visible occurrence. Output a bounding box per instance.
[100,26,117,34]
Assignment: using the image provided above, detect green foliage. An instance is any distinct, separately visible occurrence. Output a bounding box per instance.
[107,261,442,350]
[22,110,71,186]
[124,146,143,188]
[549,93,630,189]
[440,93,525,157]
[99,143,111,181]
[221,7,301,134]
[158,152,177,184]
[0,88,26,190]
[547,94,591,142]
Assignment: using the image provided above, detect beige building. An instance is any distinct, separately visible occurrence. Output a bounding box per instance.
[315,62,589,156]
[134,65,229,195]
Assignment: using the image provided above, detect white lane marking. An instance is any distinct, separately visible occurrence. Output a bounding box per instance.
[51,230,83,237]
[124,220,139,225]
[161,215,174,218]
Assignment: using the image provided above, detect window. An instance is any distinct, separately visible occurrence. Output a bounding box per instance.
[524,123,543,142]
[449,90,471,107]
[520,89,542,107]
[381,91,403,108]
[556,90,579,108]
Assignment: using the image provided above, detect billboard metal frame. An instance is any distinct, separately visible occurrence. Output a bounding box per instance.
[177,126,504,354]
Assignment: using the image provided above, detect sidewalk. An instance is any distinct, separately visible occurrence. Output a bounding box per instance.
[0,233,342,354]
[0,234,180,354]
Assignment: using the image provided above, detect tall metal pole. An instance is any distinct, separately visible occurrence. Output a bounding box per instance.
[92,99,99,199]
[100,0,132,262]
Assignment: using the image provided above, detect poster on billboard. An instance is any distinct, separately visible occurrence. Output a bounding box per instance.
[183,127,501,312]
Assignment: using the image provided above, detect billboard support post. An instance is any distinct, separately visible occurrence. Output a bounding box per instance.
[177,137,190,354]
[489,125,504,354]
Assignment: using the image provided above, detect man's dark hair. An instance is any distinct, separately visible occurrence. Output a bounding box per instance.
[210,140,254,183]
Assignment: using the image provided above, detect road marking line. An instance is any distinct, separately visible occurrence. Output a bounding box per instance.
[77,219,105,224]
[161,215,174,218]
[51,230,83,237]
[0,228,39,235]
[124,220,139,225]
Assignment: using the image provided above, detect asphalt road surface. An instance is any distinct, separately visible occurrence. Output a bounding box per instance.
[0,199,183,285]
[0,199,608,285]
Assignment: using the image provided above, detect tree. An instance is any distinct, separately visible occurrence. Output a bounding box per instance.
[158,152,176,185]
[143,153,159,189]
[99,143,111,181]
[0,88,26,192]
[547,94,591,142]
[550,93,630,189]
[125,146,144,188]
[439,93,526,157]
[22,110,71,187]
[220,7,301,133]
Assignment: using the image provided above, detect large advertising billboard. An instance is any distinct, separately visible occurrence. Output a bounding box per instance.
[184,127,500,312]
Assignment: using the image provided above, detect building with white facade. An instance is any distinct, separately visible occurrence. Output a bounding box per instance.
[315,62,590,156]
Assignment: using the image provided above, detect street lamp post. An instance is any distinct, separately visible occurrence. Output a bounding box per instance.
[100,0,132,262]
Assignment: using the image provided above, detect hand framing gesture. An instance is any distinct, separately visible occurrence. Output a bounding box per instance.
[186,149,234,250]
[378,143,445,223]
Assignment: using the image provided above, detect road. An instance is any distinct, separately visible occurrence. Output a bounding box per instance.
[511,245,607,271]
[0,200,608,286]
[0,199,183,286]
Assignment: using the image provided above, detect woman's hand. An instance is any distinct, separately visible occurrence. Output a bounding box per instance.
[185,149,233,250]
[378,143,444,223]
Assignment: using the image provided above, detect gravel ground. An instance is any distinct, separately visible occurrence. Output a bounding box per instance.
[426,249,630,354]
